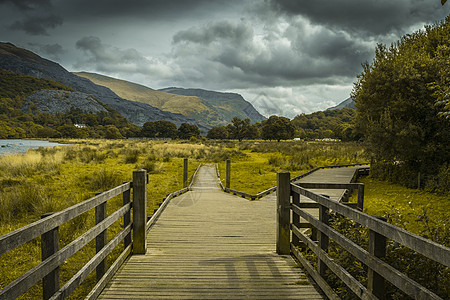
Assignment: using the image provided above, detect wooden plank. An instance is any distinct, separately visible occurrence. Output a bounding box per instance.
[291,184,450,268]
[291,245,340,300]
[99,165,323,299]
[49,225,132,300]
[291,205,443,299]
[0,203,131,300]
[292,224,377,300]
[0,182,131,255]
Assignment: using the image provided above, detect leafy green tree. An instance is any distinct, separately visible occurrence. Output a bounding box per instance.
[353,16,450,188]
[227,117,253,141]
[261,115,295,142]
[104,125,123,139]
[142,121,156,138]
[178,123,200,139]
[154,120,178,139]
[206,126,229,139]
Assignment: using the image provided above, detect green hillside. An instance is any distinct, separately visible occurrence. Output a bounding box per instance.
[74,72,224,126]
[0,69,140,138]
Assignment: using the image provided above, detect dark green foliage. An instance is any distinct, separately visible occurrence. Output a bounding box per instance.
[261,115,294,141]
[353,16,450,193]
[206,125,229,139]
[291,108,358,141]
[154,120,178,139]
[226,117,258,141]
[177,123,200,139]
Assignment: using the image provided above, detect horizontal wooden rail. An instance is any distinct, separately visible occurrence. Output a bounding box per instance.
[0,182,132,256]
[276,171,450,300]
[219,162,369,200]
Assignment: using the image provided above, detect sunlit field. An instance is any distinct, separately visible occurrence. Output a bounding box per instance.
[1,138,447,299]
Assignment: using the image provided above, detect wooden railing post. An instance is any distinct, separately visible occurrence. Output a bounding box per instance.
[226,159,231,189]
[368,217,387,299]
[123,183,131,249]
[183,158,188,188]
[357,184,365,210]
[318,195,330,277]
[276,171,290,255]
[292,192,300,247]
[41,213,59,300]
[95,194,107,282]
[133,169,147,255]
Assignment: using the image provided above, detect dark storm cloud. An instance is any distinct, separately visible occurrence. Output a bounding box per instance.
[171,19,371,86]
[173,20,253,45]
[0,0,51,11]
[10,14,63,36]
[28,42,65,60]
[75,36,170,76]
[60,0,239,20]
[270,0,447,35]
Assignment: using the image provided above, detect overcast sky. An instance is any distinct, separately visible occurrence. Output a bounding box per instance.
[0,0,448,118]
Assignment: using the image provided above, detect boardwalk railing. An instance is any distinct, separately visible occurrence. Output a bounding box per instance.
[219,160,369,200]
[276,171,450,300]
[0,160,198,300]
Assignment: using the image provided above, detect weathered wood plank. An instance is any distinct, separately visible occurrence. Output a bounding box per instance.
[291,184,450,268]
[0,182,131,255]
[99,165,323,299]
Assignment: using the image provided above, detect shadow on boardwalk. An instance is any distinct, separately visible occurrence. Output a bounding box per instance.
[98,164,323,299]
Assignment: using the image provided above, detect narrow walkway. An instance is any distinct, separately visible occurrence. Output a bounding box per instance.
[98,165,323,299]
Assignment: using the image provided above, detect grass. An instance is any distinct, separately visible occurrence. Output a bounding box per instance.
[2,138,446,299]
[350,177,450,236]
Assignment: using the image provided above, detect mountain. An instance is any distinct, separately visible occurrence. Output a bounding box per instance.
[75,72,266,126]
[74,72,220,127]
[160,87,266,124]
[0,42,194,127]
[326,97,356,110]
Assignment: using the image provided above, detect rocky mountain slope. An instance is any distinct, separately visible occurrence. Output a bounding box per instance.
[75,72,266,126]
[160,87,266,124]
[326,97,356,110]
[0,42,194,127]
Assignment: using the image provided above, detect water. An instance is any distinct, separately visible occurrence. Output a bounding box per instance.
[0,139,67,155]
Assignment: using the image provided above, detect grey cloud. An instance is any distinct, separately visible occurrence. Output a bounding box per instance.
[173,20,253,45]
[0,0,51,11]
[28,42,65,60]
[59,0,239,21]
[270,0,447,36]
[75,36,171,77]
[10,14,63,35]
[170,19,369,89]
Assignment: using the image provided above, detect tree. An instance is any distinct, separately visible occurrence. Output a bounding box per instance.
[227,117,253,141]
[178,123,200,139]
[104,125,123,139]
[261,115,295,142]
[353,16,450,188]
[207,126,229,139]
[142,121,156,138]
[154,120,177,139]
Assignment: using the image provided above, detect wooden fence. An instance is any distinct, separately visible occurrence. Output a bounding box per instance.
[276,171,450,300]
[0,159,198,300]
[219,159,369,201]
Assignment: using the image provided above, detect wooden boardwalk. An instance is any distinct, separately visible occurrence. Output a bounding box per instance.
[98,166,361,299]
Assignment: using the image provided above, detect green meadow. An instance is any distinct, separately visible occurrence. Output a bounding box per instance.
[0,139,447,299]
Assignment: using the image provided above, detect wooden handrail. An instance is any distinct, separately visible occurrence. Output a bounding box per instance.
[0,171,146,300]
[276,171,450,300]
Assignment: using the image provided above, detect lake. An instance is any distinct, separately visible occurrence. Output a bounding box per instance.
[0,139,67,155]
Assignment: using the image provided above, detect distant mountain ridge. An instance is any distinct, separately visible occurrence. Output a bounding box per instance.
[326,97,356,110]
[75,72,266,126]
[0,42,194,127]
[160,87,266,124]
